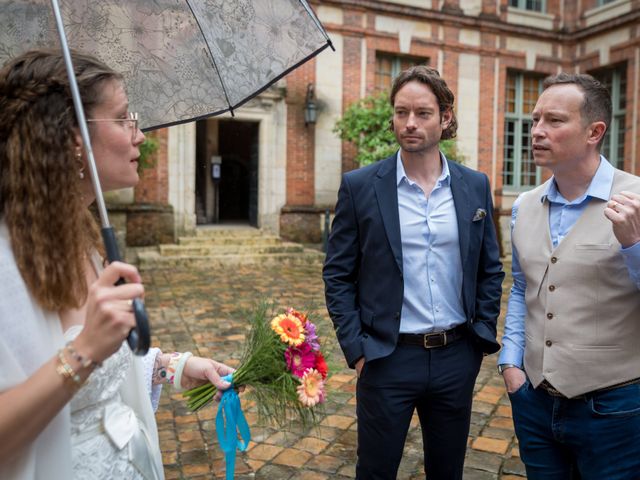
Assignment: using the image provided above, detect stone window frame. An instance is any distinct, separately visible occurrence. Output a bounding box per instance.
[502,71,544,191]
[591,64,627,170]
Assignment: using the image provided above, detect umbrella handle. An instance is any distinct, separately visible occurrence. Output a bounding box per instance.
[102,227,151,356]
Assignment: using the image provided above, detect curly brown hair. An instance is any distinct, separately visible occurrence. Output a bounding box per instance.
[0,49,122,311]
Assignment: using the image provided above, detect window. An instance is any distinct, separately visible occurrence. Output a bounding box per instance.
[503,72,544,190]
[375,53,429,93]
[591,65,627,169]
[597,0,617,5]
[509,0,545,12]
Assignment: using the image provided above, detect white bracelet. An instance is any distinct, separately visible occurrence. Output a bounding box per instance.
[172,351,192,392]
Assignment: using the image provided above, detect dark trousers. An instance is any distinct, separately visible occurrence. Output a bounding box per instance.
[355,335,482,480]
[510,378,640,480]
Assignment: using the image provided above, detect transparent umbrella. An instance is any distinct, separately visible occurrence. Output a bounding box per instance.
[0,0,333,354]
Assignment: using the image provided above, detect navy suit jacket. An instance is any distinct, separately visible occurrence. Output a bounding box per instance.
[323,154,504,368]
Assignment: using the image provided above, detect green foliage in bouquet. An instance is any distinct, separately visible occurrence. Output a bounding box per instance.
[183,301,325,428]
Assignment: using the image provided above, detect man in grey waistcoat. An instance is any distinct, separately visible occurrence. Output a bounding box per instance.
[499,72,640,479]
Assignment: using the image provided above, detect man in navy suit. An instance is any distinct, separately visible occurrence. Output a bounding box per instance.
[323,65,504,480]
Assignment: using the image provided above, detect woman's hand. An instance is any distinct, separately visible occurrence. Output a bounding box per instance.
[74,261,143,364]
[180,357,235,399]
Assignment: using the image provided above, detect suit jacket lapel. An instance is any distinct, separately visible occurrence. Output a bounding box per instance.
[449,161,472,267]
[374,156,403,273]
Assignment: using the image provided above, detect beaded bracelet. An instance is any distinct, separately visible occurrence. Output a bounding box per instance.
[56,348,84,390]
[65,342,101,370]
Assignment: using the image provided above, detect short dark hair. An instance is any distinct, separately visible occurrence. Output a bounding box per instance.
[389,65,457,140]
[543,72,612,148]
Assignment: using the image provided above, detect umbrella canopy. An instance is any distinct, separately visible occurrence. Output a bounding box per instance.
[0,0,333,130]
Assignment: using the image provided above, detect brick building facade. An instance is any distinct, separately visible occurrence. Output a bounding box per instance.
[116,0,640,252]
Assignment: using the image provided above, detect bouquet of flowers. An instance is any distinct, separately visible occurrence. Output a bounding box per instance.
[183,302,328,426]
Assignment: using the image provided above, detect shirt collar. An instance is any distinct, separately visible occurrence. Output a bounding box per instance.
[396,151,451,187]
[541,155,614,205]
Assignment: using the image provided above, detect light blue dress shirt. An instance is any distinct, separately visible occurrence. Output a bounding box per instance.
[396,152,467,334]
[499,157,640,367]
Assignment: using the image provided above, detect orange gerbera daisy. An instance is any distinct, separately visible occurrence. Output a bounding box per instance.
[286,307,308,325]
[270,313,305,346]
[297,369,325,407]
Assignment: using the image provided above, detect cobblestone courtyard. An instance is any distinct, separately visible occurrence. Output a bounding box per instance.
[141,260,524,479]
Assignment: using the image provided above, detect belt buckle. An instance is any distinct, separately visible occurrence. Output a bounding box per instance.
[423,332,446,349]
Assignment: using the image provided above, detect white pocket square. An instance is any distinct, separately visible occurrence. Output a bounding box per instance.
[472,208,487,222]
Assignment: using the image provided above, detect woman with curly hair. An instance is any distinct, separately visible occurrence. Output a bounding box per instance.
[0,49,233,480]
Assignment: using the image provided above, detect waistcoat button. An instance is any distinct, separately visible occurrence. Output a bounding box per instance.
[545,340,552,347]
[547,313,553,319]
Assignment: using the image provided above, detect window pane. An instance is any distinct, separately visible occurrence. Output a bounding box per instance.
[591,65,626,170]
[616,117,626,169]
[520,120,536,187]
[618,68,627,110]
[506,74,517,113]
[503,121,516,186]
[525,0,543,11]
[503,72,542,189]
[522,77,541,114]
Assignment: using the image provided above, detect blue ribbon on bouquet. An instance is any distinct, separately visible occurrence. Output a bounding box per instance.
[216,373,251,480]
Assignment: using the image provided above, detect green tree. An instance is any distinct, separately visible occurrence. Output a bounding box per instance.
[137,135,159,175]
[334,91,465,167]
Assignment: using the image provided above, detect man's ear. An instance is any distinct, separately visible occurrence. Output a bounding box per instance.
[587,121,607,147]
[440,109,453,130]
[388,118,394,132]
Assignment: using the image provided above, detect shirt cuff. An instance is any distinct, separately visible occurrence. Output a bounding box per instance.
[142,347,163,411]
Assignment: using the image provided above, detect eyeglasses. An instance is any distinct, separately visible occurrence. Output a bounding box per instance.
[86,112,139,142]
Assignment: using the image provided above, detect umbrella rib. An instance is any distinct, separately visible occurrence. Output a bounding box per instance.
[297,0,335,51]
[184,0,235,116]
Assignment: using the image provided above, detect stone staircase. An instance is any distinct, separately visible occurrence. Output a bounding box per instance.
[137,225,325,270]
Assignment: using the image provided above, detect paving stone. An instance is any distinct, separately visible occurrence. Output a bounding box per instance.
[247,443,284,461]
[272,448,313,467]
[463,469,499,480]
[297,436,330,454]
[465,450,503,473]
[304,454,345,473]
[481,426,515,441]
[254,463,296,479]
[489,416,515,429]
[472,436,510,455]
[472,400,496,415]
[502,456,527,476]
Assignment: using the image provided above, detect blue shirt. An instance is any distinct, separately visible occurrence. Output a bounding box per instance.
[499,157,640,367]
[396,152,466,333]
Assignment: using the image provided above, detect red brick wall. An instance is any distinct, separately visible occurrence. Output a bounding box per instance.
[285,60,317,206]
[134,129,168,204]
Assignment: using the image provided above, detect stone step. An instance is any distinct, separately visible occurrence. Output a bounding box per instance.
[193,226,263,238]
[137,250,324,270]
[177,234,282,246]
[158,242,304,256]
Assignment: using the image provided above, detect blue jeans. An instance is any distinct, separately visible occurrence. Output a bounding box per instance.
[509,378,640,480]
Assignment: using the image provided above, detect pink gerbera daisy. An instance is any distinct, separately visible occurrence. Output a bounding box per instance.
[297,369,325,407]
[285,343,316,377]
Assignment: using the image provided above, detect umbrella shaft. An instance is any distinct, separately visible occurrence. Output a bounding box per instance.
[50,0,110,228]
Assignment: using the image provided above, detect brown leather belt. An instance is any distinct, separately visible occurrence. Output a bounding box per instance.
[538,377,640,399]
[397,324,467,349]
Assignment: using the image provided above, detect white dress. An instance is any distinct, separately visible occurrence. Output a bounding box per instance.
[66,327,164,480]
[0,221,164,479]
